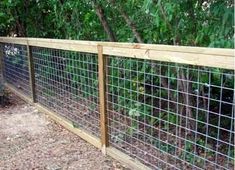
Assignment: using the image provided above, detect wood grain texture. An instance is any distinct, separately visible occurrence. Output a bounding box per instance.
[98,45,108,152]
[0,37,234,69]
[0,43,4,80]
[27,45,36,103]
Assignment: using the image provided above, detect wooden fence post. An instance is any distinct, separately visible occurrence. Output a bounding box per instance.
[27,44,36,103]
[0,44,4,81]
[98,45,108,154]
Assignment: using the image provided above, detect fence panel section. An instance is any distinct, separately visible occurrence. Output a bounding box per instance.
[106,55,234,170]
[1,43,31,97]
[32,47,100,138]
[0,38,234,170]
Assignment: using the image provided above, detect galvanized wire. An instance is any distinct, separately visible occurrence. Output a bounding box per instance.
[1,43,31,97]
[32,47,100,137]
[106,56,234,170]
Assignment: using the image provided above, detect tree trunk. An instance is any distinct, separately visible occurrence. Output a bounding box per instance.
[110,0,143,43]
[93,2,117,42]
[15,12,26,37]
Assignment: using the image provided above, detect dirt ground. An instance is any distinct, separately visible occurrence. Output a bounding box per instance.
[0,92,128,170]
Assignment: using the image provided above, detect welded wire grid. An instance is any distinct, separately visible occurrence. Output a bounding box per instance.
[106,56,234,170]
[32,47,100,137]
[1,43,31,97]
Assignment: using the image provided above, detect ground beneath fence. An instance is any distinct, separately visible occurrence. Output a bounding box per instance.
[0,92,128,170]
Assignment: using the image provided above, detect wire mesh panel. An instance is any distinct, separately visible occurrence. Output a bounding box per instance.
[32,47,100,137]
[1,43,31,97]
[106,56,234,170]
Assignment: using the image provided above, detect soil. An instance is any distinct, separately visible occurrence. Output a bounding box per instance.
[0,92,128,170]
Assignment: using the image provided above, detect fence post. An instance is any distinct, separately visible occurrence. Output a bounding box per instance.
[98,45,108,154]
[27,44,36,103]
[0,44,4,81]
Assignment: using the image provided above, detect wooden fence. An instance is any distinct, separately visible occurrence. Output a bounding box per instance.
[0,37,234,170]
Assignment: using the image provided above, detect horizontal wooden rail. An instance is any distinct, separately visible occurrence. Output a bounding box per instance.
[0,37,234,69]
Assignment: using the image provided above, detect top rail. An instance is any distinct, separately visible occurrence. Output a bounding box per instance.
[0,37,234,70]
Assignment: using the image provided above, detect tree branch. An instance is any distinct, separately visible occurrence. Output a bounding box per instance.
[92,2,117,42]
[110,0,143,43]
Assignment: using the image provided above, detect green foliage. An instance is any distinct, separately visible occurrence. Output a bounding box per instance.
[181,140,195,164]
[0,0,233,48]
[179,139,214,166]
[154,138,176,154]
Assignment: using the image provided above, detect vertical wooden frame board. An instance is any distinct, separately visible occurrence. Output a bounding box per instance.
[0,43,4,80]
[98,45,108,153]
[27,45,36,103]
